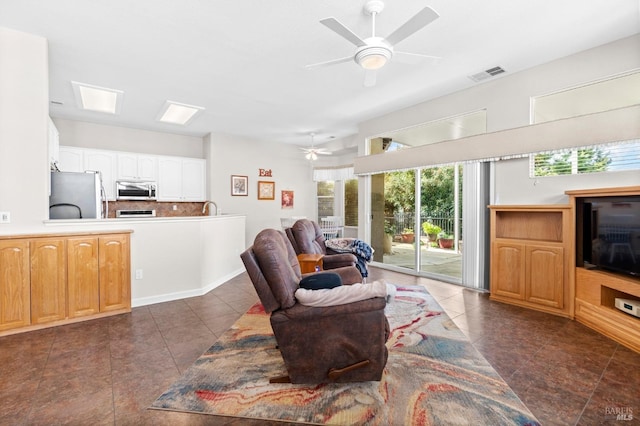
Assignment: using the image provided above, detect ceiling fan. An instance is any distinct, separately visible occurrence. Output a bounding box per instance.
[306,0,440,87]
[300,133,332,161]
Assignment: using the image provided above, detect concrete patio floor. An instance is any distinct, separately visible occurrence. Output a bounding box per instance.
[382,240,463,279]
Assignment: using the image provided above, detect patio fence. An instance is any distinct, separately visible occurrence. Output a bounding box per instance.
[386,212,461,237]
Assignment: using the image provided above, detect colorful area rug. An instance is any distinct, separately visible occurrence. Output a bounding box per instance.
[150,284,539,425]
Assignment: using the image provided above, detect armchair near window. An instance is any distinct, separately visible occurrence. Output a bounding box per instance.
[240,228,388,384]
[286,219,358,271]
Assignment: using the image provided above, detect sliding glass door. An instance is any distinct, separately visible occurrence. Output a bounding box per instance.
[370,165,462,282]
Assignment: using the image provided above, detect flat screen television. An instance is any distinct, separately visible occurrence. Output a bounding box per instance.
[581,196,640,277]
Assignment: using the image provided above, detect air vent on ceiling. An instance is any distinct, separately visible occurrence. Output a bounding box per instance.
[468,66,506,82]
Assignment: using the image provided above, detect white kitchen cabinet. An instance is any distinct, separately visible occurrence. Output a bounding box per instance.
[85,150,117,200]
[48,118,59,167]
[117,153,157,181]
[58,147,84,172]
[58,147,117,200]
[158,156,206,201]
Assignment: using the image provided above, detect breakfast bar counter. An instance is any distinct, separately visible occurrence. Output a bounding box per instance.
[42,214,246,307]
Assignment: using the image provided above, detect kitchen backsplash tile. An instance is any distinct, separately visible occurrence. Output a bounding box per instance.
[105,201,206,218]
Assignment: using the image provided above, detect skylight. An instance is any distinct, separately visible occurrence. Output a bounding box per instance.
[71,81,123,114]
[156,101,205,125]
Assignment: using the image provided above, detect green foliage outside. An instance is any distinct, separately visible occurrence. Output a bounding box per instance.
[533,148,611,176]
[384,166,459,217]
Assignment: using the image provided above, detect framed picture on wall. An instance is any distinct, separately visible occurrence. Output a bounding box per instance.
[258,181,275,200]
[281,190,294,209]
[231,175,248,196]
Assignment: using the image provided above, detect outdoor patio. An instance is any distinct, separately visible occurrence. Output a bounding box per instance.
[382,238,463,279]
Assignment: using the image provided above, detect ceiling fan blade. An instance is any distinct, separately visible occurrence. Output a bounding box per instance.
[320,17,365,46]
[305,55,353,69]
[317,151,332,155]
[363,69,377,87]
[394,51,441,65]
[385,7,439,46]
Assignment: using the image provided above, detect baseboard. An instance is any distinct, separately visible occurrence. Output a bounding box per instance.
[132,268,245,307]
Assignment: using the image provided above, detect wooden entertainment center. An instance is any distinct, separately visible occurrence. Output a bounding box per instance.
[490,186,640,353]
[566,186,640,353]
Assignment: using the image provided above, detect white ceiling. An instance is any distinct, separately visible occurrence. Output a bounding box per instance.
[0,0,638,149]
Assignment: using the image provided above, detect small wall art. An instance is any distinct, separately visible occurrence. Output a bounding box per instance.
[257,181,275,200]
[231,175,248,196]
[281,190,294,209]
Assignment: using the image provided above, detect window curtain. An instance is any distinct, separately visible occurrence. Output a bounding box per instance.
[313,166,354,182]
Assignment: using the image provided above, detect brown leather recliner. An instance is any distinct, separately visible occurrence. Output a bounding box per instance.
[240,228,389,384]
[286,219,358,271]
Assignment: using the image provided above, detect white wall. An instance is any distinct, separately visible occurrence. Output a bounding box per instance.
[53,118,205,158]
[205,132,318,247]
[0,27,49,234]
[355,34,640,209]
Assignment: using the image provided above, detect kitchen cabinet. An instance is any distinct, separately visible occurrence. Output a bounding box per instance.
[117,153,158,181]
[158,156,206,201]
[99,234,131,312]
[58,146,84,172]
[58,146,117,200]
[489,205,572,318]
[30,238,67,324]
[0,240,31,332]
[85,149,117,200]
[48,117,59,166]
[0,231,132,336]
[67,237,100,318]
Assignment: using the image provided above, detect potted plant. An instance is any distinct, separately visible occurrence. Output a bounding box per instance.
[401,228,415,243]
[422,222,442,242]
[437,232,454,249]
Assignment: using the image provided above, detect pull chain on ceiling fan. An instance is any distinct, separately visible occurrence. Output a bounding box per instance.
[306,0,440,87]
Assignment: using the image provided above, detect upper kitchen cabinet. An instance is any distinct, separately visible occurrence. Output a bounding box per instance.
[158,156,206,201]
[48,117,59,167]
[117,153,158,181]
[58,146,117,200]
[85,150,117,200]
[58,146,84,172]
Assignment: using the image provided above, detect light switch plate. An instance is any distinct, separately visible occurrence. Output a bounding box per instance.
[0,212,10,223]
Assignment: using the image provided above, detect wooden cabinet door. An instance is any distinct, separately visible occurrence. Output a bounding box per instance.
[99,235,131,312]
[491,242,526,300]
[526,245,564,308]
[0,240,31,331]
[30,238,66,324]
[67,237,99,318]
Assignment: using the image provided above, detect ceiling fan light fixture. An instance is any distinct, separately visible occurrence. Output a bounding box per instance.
[356,46,391,70]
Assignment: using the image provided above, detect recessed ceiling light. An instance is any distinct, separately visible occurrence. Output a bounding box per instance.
[156,101,205,125]
[71,81,123,114]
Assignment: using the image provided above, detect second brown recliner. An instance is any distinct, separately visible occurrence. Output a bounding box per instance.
[286,218,358,271]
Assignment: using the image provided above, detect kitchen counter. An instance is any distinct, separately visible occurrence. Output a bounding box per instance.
[42,214,246,307]
[44,213,243,225]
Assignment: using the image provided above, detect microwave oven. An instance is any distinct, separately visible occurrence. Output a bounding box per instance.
[116,180,157,200]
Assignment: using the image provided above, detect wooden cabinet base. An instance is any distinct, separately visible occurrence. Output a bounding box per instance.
[574,267,640,353]
[0,230,132,337]
[0,308,130,338]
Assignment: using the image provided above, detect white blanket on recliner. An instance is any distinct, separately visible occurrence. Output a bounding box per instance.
[295,280,395,307]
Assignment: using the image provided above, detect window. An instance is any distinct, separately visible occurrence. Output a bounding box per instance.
[531,71,640,177]
[531,139,640,177]
[317,181,334,218]
[344,179,358,226]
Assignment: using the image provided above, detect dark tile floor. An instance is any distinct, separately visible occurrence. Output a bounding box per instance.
[1,267,639,425]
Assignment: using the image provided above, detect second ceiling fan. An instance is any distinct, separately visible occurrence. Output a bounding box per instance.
[307,0,440,87]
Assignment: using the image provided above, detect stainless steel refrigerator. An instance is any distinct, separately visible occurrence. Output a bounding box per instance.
[49,171,104,219]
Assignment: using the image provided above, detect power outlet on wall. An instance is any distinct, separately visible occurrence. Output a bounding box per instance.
[0,212,10,223]
[135,269,143,280]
